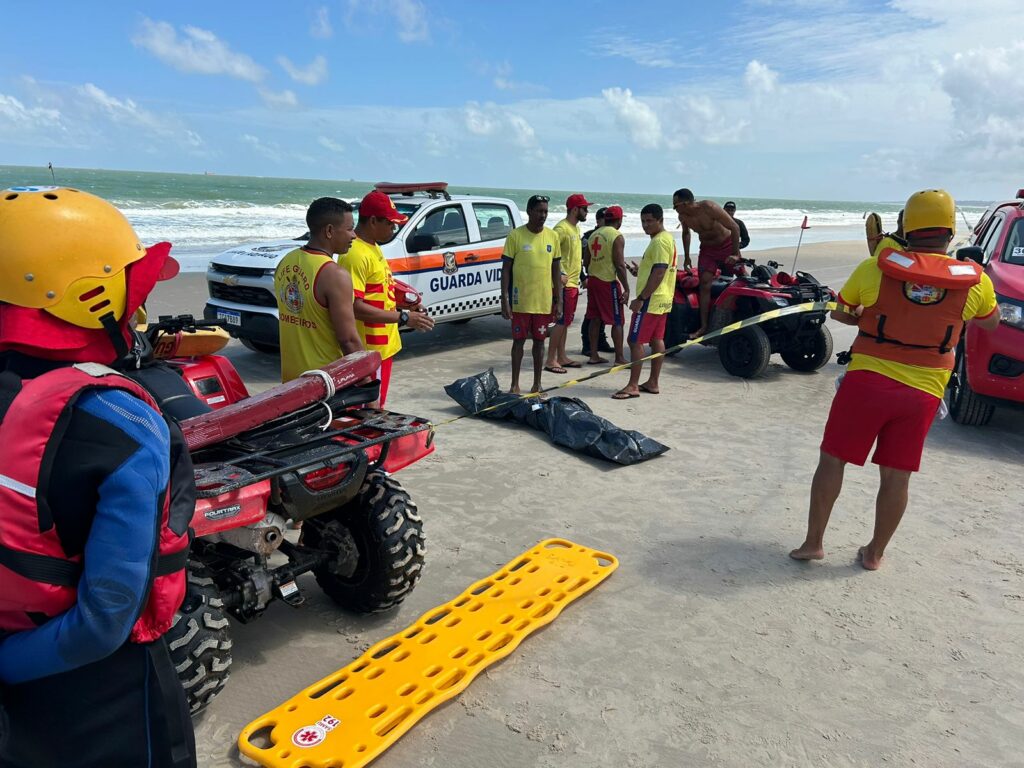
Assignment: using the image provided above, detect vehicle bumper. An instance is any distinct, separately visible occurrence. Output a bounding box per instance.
[965,321,1024,405]
[204,300,281,347]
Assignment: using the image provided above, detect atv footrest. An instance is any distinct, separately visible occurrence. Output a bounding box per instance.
[238,538,618,768]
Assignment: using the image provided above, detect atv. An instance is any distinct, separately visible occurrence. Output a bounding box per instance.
[130,315,433,714]
[664,258,836,378]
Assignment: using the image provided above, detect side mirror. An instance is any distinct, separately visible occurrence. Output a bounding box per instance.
[955,246,985,266]
[407,233,439,253]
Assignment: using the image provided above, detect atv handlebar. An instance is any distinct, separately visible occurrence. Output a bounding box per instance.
[147,314,228,338]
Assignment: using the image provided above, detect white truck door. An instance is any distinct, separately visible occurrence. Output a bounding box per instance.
[395,201,499,320]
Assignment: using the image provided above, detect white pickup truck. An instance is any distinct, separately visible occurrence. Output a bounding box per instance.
[203,182,523,352]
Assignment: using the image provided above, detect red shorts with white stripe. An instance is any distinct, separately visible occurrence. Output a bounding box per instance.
[627,305,668,345]
[584,277,623,326]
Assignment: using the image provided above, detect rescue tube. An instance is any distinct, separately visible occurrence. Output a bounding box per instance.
[865,212,883,257]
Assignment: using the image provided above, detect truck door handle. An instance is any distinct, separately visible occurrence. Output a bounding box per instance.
[464,253,479,262]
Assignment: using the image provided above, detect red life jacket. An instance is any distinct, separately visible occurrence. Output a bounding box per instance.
[0,363,189,642]
[851,247,982,370]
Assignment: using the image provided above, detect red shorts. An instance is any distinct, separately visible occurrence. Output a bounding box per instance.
[557,287,579,326]
[584,277,624,326]
[698,238,734,275]
[373,356,393,408]
[821,370,940,472]
[511,312,551,341]
[628,305,667,345]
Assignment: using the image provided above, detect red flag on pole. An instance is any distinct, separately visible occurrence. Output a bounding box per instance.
[801,215,810,229]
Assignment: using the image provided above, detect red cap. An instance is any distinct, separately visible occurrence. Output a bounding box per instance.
[358,190,409,224]
[565,193,594,210]
[604,205,624,220]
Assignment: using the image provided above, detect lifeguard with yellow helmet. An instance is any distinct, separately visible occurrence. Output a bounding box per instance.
[0,187,196,767]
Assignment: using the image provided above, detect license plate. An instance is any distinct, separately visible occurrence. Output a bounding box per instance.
[216,309,241,326]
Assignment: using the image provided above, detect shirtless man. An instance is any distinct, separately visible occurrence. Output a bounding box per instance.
[672,188,741,339]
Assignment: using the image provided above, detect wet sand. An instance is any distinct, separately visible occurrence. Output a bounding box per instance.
[148,240,1024,768]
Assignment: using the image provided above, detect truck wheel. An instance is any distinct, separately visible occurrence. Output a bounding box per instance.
[305,471,425,613]
[240,338,278,354]
[781,324,833,372]
[948,347,994,426]
[166,567,233,715]
[718,325,772,378]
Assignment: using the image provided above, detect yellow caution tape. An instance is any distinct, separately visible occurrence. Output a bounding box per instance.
[237,539,618,768]
[427,299,840,438]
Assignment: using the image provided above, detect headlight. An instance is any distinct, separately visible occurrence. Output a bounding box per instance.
[998,301,1024,329]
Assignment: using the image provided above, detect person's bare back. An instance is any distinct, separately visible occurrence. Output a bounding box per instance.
[678,200,733,247]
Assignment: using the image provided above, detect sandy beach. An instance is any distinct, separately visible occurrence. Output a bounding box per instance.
[147,241,1024,768]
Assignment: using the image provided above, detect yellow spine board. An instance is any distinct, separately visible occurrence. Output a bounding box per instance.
[238,538,618,768]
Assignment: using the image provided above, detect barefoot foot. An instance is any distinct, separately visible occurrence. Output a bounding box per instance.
[789,543,824,561]
[857,546,883,571]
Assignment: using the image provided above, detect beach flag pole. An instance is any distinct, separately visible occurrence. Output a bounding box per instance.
[791,215,809,274]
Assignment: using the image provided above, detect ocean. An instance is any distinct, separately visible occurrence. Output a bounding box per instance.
[0,165,990,271]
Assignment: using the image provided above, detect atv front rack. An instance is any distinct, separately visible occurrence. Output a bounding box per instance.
[193,409,430,498]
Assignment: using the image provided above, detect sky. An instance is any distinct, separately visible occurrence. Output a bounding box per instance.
[1,0,1023,201]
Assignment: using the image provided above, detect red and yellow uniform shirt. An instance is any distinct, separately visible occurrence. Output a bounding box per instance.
[338,238,401,361]
[588,226,621,282]
[275,247,343,382]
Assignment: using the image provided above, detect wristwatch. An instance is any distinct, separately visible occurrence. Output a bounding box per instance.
[397,309,410,328]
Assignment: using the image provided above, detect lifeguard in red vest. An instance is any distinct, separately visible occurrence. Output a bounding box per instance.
[0,187,196,767]
[790,189,1000,570]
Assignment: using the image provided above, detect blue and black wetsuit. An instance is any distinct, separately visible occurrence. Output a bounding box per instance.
[0,354,196,768]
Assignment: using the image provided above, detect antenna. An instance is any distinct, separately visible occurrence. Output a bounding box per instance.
[47,162,56,184]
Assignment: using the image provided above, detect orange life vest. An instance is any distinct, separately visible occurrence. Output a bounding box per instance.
[851,247,982,370]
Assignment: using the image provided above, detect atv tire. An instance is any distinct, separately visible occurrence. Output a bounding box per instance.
[305,471,425,613]
[718,325,772,378]
[166,566,232,715]
[948,345,995,426]
[781,324,833,372]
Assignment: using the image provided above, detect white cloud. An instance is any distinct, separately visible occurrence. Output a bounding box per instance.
[76,82,204,146]
[310,6,333,39]
[318,135,344,153]
[277,55,328,85]
[744,60,779,95]
[133,18,264,82]
[602,88,662,149]
[389,0,429,42]
[347,0,429,43]
[0,92,62,129]
[463,102,537,149]
[464,104,500,136]
[242,133,282,162]
[940,41,1024,162]
[589,34,681,69]
[259,88,298,109]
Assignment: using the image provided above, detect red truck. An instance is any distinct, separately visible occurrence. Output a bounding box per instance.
[948,191,1024,424]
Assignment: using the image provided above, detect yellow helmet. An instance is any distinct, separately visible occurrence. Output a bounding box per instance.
[0,186,145,329]
[902,189,956,236]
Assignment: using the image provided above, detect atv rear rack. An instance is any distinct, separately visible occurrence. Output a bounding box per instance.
[193,410,430,498]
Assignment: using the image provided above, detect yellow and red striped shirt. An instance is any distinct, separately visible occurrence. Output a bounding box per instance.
[338,237,401,361]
